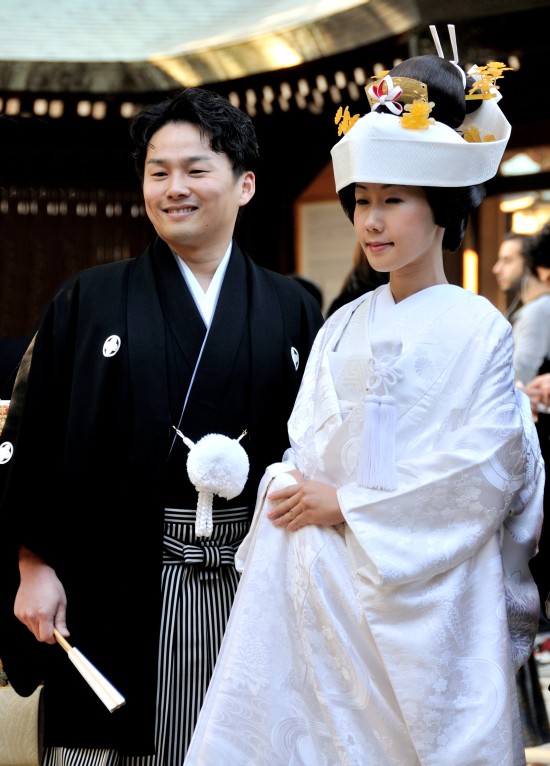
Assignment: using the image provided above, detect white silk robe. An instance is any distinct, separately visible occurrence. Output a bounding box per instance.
[185,284,544,766]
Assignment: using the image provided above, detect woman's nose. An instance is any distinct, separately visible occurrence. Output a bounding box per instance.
[365,209,383,232]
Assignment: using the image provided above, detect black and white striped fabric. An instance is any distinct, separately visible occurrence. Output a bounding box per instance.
[42,506,249,765]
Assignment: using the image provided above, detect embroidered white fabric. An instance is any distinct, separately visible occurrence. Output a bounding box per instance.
[185,284,543,766]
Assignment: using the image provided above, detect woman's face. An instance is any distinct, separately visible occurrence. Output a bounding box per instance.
[353,183,444,281]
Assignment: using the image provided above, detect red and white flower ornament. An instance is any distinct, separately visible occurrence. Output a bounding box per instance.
[367,75,404,115]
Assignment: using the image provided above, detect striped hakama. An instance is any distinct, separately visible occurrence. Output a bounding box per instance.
[42,506,249,766]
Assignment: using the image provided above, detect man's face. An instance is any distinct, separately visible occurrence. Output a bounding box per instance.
[142,121,255,258]
[492,238,525,293]
[536,265,550,287]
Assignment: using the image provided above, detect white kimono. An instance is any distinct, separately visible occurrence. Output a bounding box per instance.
[184,284,544,766]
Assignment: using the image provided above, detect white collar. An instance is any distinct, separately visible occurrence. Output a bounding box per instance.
[172,242,232,327]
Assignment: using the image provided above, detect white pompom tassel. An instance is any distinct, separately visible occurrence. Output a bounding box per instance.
[358,394,397,491]
[172,428,250,540]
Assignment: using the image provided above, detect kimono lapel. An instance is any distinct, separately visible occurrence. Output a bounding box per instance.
[126,239,172,472]
[152,240,208,371]
[127,241,290,461]
[184,244,249,433]
[307,296,368,441]
[127,239,251,466]
[247,253,286,440]
[154,242,252,435]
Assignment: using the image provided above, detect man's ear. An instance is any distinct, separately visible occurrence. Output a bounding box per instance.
[239,171,255,207]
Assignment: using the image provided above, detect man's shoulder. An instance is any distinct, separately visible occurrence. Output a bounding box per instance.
[256,265,297,291]
[76,258,135,283]
[254,263,319,303]
[59,258,136,295]
[530,292,550,312]
[233,245,323,324]
[46,259,138,322]
[517,292,550,320]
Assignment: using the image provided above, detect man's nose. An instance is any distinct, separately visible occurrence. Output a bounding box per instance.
[167,173,191,196]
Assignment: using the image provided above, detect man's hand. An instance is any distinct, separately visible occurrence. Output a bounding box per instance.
[520,373,550,417]
[15,546,69,644]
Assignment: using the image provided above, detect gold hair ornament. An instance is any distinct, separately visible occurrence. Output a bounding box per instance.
[366,75,428,113]
[401,99,436,130]
[333,27,510,140]
[335,105,360,136]
[461,125,496,143]
[465,61,513,100]
[430,24,510,139]
[334,75,430,136]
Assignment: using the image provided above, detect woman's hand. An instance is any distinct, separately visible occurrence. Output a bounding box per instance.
[15,546,69,644]
[267,472,344,531]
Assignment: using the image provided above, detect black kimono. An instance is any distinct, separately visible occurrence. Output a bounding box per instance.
[0,237,323,755]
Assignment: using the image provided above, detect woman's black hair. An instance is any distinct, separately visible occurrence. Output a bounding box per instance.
[337,54,487,252]
[389,55,479,127]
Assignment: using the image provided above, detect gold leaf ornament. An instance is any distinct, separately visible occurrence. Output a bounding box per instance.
[401,99,436,130]
[462,125,496,143]
[466,61,513,101]
[335,105,360,136]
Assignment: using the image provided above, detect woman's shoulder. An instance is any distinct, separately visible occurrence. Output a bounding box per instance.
[448,284,507,318]
[424,285,511,343]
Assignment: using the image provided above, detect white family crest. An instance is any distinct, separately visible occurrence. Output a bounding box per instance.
[0,441,13,464]
[103,335,121,357]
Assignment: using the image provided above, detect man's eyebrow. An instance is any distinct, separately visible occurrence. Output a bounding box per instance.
[145,153,213,166]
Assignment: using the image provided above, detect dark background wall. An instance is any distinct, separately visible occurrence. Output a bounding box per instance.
[1,7,549,341]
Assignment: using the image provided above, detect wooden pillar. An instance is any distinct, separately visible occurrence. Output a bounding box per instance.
[478,195,508,314]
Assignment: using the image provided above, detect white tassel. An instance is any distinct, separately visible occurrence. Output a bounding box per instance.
[378,395,398,490]
[358,394,397,491]
[195,490,214,538]
[358,394,381,488]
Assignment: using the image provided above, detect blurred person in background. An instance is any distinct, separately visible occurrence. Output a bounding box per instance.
[493,229,550,747]
[519,222,550,635]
